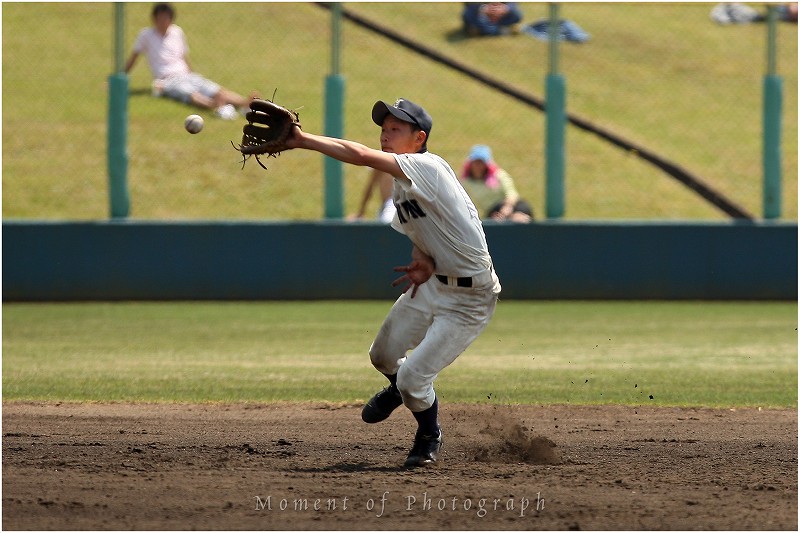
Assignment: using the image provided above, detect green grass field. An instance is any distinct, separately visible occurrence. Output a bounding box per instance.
[2,3,797,220]
[3,301,796,408]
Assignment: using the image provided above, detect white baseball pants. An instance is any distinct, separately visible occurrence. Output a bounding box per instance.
[369,268,500,412]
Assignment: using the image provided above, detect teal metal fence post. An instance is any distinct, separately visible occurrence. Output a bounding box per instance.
[763,5,782,219]
[324,3,345,219]
[107,2,130,218]
[545,3,565,219]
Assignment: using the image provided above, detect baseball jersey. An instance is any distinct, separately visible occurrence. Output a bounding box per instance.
[132,25,191,80]
[391,152,493,277]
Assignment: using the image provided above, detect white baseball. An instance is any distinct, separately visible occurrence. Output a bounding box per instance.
[184,114,204,134]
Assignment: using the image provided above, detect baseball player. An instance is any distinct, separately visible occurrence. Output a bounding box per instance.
[286,98,501,467]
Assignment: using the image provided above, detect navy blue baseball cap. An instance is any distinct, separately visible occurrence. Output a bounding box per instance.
[372,98,433,139]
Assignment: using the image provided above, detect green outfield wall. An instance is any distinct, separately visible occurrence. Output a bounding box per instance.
[2,221,796,301]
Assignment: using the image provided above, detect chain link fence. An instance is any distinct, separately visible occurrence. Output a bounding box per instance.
[3,2,797,221]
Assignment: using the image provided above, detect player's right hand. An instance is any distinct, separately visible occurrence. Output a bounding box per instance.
[391,259,434,298]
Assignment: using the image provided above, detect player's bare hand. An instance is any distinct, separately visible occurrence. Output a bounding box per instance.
[392,259,434,298]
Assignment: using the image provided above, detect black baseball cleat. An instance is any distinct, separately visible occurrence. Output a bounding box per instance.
[361,385,403,423]
[403,429,443,468]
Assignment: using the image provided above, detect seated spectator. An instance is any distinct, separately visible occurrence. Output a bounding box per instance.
[710,2,797,24]
[125,3,259,119]
[710,3,764,24]
[462,2,523,36]
[459,145,533,222]
[779,2,798,22]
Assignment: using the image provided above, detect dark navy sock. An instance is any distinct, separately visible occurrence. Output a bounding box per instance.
[383,373,401,397]
[412,396,440,437]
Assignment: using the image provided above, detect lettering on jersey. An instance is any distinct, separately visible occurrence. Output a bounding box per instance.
[394,199,427,223]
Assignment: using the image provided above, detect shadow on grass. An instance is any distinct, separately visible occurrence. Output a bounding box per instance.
[444,27,471,43]
[128,87,152,97]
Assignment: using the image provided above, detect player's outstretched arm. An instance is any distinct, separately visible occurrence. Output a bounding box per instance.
[287,129,408,183]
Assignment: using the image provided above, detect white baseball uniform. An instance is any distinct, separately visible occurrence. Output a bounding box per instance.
[368,151,501,412]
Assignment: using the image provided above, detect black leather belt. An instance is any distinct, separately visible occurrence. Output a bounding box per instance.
[435,274,473,288]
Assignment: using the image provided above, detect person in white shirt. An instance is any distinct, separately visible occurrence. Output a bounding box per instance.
[285,98,501,468]
[124,3,257,120]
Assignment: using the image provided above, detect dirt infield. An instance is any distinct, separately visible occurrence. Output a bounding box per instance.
[2,402,797,530]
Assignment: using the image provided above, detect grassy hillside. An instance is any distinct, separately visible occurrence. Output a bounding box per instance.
[2,2,796,220]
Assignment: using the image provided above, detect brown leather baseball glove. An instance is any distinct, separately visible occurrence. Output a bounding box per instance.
[232,98,301,169]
